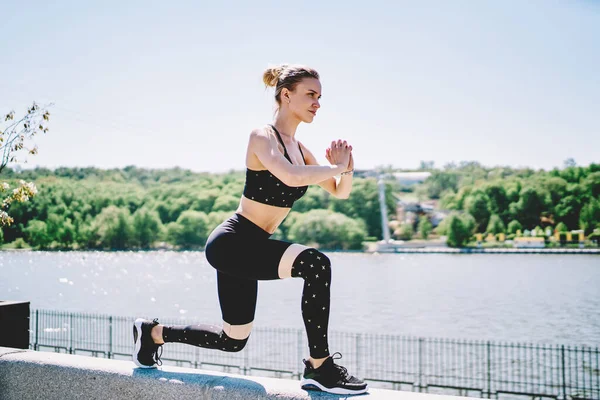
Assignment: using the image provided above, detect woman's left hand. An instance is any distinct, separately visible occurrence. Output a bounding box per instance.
[326,147,353,172]
[346,152,354,172]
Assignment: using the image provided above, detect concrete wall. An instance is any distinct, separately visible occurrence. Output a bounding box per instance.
[0,347,470,400]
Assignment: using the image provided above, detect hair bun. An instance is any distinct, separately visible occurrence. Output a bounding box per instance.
[262,64,288,87]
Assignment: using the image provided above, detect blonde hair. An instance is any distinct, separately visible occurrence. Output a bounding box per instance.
[262,64,320,106]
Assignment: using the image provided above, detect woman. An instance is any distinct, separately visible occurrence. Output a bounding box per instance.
[133,64,367,395]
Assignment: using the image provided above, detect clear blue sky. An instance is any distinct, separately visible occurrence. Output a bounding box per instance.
[1,0,598,172]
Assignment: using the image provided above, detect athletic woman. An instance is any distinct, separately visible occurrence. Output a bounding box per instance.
[133,64,367,395]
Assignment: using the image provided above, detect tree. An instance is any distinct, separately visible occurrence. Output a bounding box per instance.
[288,209,366,250]
[512,187,547,229]
[464,191,491,233]
[190,189,220,213]
[397,222,414,241]
[419,160,435,170]
[423,171,459,199]
[563,158,576,168]
[583,172,600,199]
[0,102,51,226]
[507,220,522,235]
[94,206,134,249]
[132,208,163,248]
[554,194,583,230]
[58,218,76,248]
[544,177,568,208]
[446,214,471,247]
[556,222,568,232]
[460,212,476,236]
[212,194,239,212]
[418,217,432,239]
[579,199,600,236]
[329,178,395,240]
[168,210,210,249]
[486,214,505,234]
[23,220,51,249]
[484,185,510,224]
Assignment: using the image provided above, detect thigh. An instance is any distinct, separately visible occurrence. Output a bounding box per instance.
[217,270,258,326]
[208,233,294,281]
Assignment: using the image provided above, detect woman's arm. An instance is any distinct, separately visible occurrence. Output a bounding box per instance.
[299,141,354,199]
[250,128,347,187]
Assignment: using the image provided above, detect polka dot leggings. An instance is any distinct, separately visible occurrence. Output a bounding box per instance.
[162,324,248,352]
[160,213,333,359]
[291,248,332,359]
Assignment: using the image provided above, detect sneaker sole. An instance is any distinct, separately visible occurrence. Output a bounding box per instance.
[301,378,368,395]
[132,318,157,369]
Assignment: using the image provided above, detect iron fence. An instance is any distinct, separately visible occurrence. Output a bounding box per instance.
[29,309,599,400]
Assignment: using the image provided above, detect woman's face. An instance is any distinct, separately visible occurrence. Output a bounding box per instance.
[284,78,321,123]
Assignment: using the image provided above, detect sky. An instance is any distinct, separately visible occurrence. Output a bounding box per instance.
[1,0,599,173]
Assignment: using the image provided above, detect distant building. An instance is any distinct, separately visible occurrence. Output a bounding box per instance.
[391,171,431,186]
[513,237,545,248]
[395,199,450,228]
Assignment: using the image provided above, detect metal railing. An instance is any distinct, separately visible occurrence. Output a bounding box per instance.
[29,309,599,400]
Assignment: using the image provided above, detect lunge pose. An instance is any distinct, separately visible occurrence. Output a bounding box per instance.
[133,64,367,395]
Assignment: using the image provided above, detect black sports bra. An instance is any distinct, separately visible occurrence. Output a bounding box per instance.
[242,125,309,208]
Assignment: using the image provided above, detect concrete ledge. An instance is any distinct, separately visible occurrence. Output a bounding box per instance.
[0,347,468,400]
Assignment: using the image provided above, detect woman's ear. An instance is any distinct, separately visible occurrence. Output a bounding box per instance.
[281,88,291,104]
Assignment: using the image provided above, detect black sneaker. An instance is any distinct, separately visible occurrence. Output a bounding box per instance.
[301,352,368,395]
[132,318,164,368]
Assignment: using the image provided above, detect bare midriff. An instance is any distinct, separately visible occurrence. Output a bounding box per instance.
[235,195,292,235]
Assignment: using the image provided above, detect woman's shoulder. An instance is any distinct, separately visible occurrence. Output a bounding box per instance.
[249,125,276,142]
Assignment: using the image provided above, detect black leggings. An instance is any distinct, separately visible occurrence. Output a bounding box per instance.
[162,213,332,358]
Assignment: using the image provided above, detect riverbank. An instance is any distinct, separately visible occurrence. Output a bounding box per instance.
[368,246,600,254]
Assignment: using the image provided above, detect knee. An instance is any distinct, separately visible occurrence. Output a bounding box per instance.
[293,248,331,281]
[222,333,249,352]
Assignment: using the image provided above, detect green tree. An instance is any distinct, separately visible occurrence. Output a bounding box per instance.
[554,195,582,230]
[190,189,220,213]
[45,213,63,243]
[544,177,568,208]
[288,209,366,250]
[579,199,600,235]
[396,222,414,240]
[423,171,459,199]
[464,191,491,233]
[418,217,432,239]
[556,222,568,232]
[583,172,600,198]
[94,206,134,249]
[460,212,476,235]
[212,194,239,212]
[512,187,547,229]
[329,178,395,240]
[507,220,522,235]
[484,185,510,224]
[292,186,329,213]
[486,214,506,234]
[168,210,210,249]
[24,220,51,249]
[132,208,163,248]
[58,218,76,248]
[446,214,471,248]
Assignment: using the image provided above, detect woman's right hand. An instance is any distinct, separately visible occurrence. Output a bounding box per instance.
[327,139,352,168]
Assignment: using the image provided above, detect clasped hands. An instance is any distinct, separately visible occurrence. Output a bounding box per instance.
[325,139,354,173]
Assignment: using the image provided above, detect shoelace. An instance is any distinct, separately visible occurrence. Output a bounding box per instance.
[330,352,349,380]
[151,318,163,366]
[152,344,163,366]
